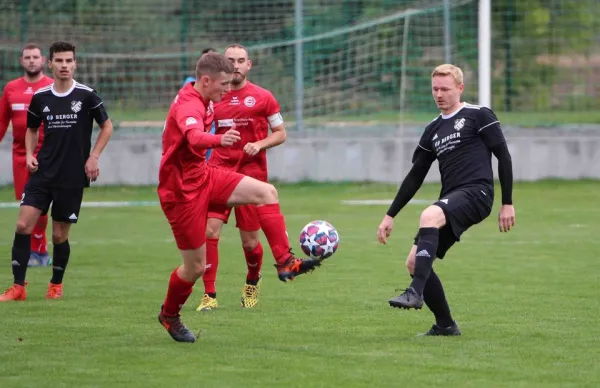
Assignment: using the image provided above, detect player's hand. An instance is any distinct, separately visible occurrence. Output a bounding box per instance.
[221,124,241,147]
[498,204,515,232]
[377,215,394,244]
[243,142,261,156]
[26,155,38,173]
[85,155,100,182]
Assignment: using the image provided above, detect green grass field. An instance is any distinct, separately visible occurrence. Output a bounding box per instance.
[109,108,600,128]
[0,181,599,387]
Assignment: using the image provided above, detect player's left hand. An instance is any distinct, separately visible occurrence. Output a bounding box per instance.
[377,215,394,244]
[85,155,100,182]
[498,204,515,232]
[243,142,261,156]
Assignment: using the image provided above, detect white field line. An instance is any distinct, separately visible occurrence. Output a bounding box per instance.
[341,199,433,205]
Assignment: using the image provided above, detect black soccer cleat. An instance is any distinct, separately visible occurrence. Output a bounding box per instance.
[420,321,462,336]
[388,287,424,310]
[158,306,196,343]
[275,253,321,282]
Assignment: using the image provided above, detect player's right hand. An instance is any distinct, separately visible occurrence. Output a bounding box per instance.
[377,215,394,244]
[221,125,241,147]
[26,155,38,173]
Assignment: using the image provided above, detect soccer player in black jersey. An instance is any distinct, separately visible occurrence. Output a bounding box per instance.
[377,64,516,336]
[0,41,113,302]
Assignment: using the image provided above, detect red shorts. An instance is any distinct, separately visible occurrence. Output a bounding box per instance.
[12,155,29,200]
[208,204,260,231]
[160,166,245,250]
[207,163,266,231]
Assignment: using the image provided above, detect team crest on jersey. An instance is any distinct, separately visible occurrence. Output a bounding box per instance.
[454,117,465,131]
[71,100,82,113]
[244,96,256,107]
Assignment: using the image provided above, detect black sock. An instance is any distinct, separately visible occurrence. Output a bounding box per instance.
[207,292,217,298]
[12,232,31,286]
[50,240,70,285]
[423,269,454,328]
[409,227,439,296]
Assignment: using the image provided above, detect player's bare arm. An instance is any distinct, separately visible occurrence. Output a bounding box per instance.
[377,150,435,244]
[85,118,114,182]
[244,123,286,156]
[25,127,39,173]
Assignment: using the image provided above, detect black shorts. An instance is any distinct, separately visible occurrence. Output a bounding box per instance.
[413,185,493,259]
[21,181,84,223]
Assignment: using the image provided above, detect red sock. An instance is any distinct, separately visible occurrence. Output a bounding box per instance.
[202,238,219,295]
[256,204,291,264]
[244,241,263,281]
[31,214,48,254]
[162,268,195,317]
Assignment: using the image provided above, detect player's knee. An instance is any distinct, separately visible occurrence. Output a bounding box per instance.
[405,255,415,275]
[51,223,70,244]
[15,219,34,235]
[241,236,259,251]
[51,230,68,244]
[52,234,67,244]
[258,183,278,204]
[191,262,206,279]
[183,259,206,280]
[419,205,446,228]
[206,221,222,239]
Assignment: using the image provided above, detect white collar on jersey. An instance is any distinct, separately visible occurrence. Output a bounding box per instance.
[440,102,466,119]
[51,80,77,97]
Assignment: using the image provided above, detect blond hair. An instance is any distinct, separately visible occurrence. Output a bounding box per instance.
[431,64,463,85]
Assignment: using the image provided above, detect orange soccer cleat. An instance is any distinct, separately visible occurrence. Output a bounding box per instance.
[275,253,321,282]
[0,284,27,302]
[46,283,63,300]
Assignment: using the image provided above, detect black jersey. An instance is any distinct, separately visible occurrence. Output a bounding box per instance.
[27,81,109,188]
[414,103,506,197]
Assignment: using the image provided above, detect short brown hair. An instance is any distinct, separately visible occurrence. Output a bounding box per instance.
[224,43,249,57]
[431,64,463,85]
[195,52,234,79]
[21,43,42,57]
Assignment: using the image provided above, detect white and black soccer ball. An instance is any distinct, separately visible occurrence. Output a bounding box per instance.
[299,220,339,260]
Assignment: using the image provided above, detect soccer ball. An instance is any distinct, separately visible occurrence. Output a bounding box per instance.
[299,220,339,260]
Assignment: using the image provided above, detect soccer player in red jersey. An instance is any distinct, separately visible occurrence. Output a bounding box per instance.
[157,53,322,343]
[196,44,287,311]
[0,43,54,267]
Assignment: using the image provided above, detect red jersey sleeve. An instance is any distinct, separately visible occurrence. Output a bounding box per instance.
[264,92,280,115]
[176,101,205,135]
[0,83,11,142]
[177,101,221,149]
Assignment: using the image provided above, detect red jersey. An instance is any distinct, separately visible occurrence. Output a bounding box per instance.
[209,81,282,172]
[0,76,54,156]
[158,83,219,203]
